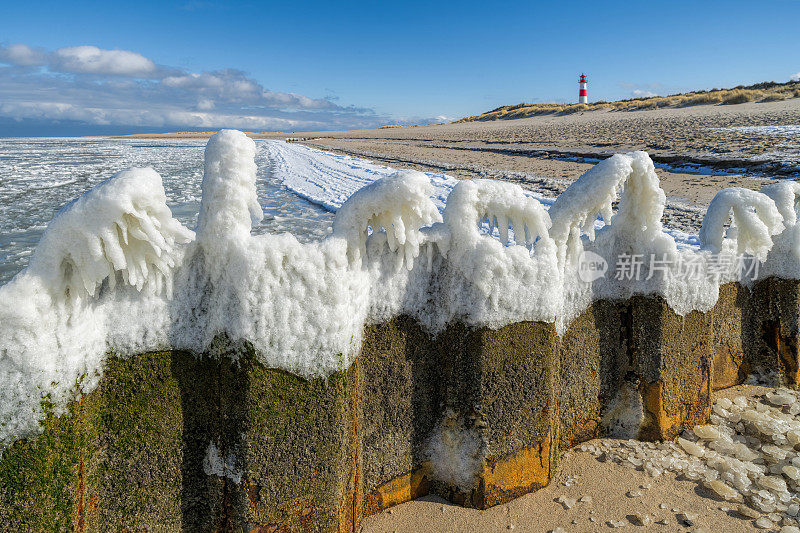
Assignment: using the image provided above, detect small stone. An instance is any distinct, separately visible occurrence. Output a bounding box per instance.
[758,476,788,493]
[781,526,800,533]
[507,525,514,530]
[694,425,722,440]
[677,512,697,526]
[767,391,796,407]
[549,529,565,533]
[589,516,596,523]
[738,504,762,519]
[784,465,800,481]
[607,520,626,528]
[626,490,642,498]
[705,479,742,502]
[579,495,592,503]
[659,503,668,509]
[755,517,774,529]
[717,397,733,410]
[629,513,651,526]
[788,503,800,517]
[678,437,705,457]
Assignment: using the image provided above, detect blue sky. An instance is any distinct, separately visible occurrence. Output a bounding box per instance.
[1,0,798,135]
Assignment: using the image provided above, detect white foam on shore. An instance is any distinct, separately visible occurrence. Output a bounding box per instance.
[716,125,800,136]
[267,140,456,212]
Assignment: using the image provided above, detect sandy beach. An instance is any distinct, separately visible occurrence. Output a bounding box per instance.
[110,101,800,532]
[284,102,800,531]
[359,385,773,533]
[123,98,800,233]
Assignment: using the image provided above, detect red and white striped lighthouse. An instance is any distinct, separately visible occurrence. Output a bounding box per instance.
[579,73,588,104]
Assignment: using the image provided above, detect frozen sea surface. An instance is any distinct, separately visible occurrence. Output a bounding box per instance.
[0,137,462,285]
[0,137,336,284]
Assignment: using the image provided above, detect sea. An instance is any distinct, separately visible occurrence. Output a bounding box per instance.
[0,137,334,285]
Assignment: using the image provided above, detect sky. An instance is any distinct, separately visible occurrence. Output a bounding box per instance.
[1,0,798,136]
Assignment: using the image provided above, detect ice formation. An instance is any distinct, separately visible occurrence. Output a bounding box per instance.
[580,389,800,530]
[700,187,784,261]
[440,179,560,326]
[761,181,800,278]
[203,441,243,484]
[196,130,263,247]
[29,167,193,299]
[426,409,485,491]
[0,164,192,448]
[549,151,667,260]
[332,170,441,269]
[3,129,800,451]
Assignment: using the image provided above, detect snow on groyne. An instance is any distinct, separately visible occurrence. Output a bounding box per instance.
[2,130,800,530]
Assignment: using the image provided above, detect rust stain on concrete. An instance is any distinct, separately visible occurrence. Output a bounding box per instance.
[361,465,432,519]
[479,432,552,508]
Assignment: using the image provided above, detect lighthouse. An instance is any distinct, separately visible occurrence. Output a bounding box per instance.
[579,73,588,104]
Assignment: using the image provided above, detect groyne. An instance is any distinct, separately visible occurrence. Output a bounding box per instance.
[2,131,800,531]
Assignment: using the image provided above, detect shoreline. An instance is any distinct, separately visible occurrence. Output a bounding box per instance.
[113,98,800,213]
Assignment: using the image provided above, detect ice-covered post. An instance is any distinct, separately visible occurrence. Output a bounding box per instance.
[196,129,263,257]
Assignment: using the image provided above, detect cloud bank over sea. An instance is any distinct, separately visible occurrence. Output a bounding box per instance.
[0,43,443,134]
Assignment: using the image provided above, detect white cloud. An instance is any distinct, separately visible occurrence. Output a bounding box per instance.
[0,44,47,66]
[791,72,800,82]
[161,69,335,110]
[50,46,157,77]
[632,89,658,98]
[0,42,443,132]
[196,98,215,110]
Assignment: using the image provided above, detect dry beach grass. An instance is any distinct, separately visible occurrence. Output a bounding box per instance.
[455,80,800,122]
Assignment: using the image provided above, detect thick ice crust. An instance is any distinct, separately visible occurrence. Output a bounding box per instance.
[3,130,800,449]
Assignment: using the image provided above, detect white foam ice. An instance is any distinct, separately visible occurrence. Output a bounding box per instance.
[4,130,800,452]
[716,125,800,136]
[332,169,442,269]
[700,188,784,261]
[267,140,456,212]
[0,137,337,285]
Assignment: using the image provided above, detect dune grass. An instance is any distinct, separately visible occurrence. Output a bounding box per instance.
[456,80,800,122]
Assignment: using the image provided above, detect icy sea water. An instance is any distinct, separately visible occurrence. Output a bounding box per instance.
[0,137,334,285]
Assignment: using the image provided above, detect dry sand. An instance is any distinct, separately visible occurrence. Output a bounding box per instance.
[122,99,800,232]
